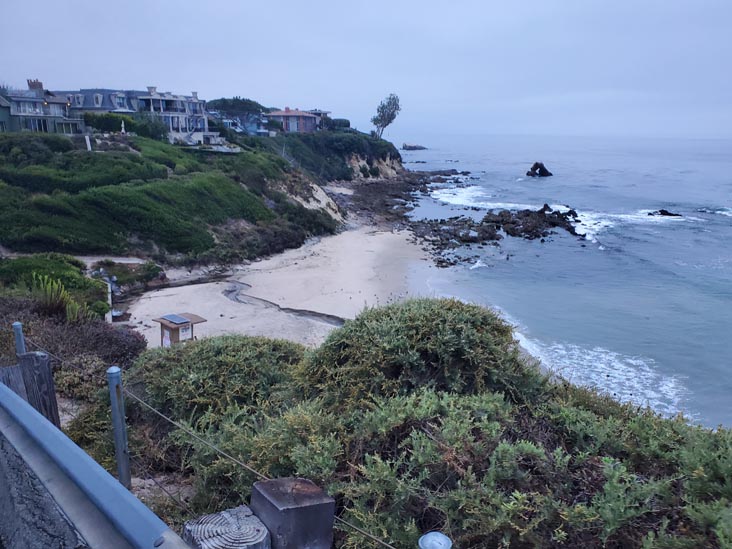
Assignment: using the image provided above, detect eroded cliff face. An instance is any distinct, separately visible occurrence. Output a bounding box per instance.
[346,154,403,180]
[274,171,345,224]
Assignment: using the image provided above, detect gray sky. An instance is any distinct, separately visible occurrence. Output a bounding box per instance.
[2,0,731,139]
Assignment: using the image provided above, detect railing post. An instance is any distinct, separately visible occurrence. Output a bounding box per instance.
[107,366,131,489]
[12,322,26,355]
[17,351,60,428]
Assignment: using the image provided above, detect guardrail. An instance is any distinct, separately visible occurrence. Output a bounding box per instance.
[0,381,191,549]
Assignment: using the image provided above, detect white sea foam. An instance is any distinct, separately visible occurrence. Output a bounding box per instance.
[430,186,693,244]
[515,333,689,417]
[698,207,732,217]
[469,259,488,270]
[432,186,536,211]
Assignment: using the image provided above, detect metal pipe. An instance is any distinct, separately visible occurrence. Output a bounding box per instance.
[12,322,26,355]
[107,366,131,489]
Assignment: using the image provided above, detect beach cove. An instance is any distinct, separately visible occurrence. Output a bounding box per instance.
[126,220,435,348]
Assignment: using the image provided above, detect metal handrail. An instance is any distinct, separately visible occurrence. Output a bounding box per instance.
[0,382,190,548]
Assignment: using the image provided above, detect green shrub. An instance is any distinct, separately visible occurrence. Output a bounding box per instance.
[84,113,169,140]
[254,131,400,182]
[130,335,306,422]
[294,298,547,411]
[100,300,732,547]
[0,253,107,308]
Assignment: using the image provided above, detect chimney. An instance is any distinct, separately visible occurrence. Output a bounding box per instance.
[147,86,157,95]
[191,91,198,100]
[285,106,290,112]
[27,79,44,90]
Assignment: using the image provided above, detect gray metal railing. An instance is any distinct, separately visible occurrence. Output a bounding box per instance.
[0,381,190,548]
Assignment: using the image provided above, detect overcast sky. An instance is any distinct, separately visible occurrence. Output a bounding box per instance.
[2,0,731,140]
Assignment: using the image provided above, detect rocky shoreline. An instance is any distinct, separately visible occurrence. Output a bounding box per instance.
[328,169,585,267]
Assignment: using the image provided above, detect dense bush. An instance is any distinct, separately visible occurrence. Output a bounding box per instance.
[295,299,546,411]
[0,150,168,193]
[130,136,202,173]
[0,253,107,306]
[0,295,146,397]
[130,336,305,421]
[255,131,401,182]
[0,172,275,254]
[84,112,169,141]
[86,298,732,548]
[207,97,269,116]
[0,133,339,261]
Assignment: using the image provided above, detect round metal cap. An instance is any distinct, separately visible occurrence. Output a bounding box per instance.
[418,531,453,549]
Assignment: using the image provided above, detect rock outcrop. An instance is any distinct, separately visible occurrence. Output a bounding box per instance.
[526,161,553,177]
[648,209,682,217]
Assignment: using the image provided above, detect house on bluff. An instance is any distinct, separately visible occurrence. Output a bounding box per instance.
[0,79,84,135]
[52,85,221,145]
[267,107,319,133]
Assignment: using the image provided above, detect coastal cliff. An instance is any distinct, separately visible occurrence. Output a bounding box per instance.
[346,152,402,179]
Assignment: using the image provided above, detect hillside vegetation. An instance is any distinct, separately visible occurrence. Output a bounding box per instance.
[0,133,339,262]
[69,299,732,548]
[239,131,401,182]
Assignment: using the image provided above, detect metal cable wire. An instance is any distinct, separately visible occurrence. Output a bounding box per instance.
[25,338,75,369]
[129,454,190,512]
[15,335,398,549]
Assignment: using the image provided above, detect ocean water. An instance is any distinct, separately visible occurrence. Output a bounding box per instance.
[401,134,732,427]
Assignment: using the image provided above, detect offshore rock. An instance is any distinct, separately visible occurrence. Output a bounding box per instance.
[526,161,553,177]
[648,209,682,217]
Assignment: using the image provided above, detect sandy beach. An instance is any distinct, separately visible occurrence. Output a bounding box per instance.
[126,225,432,348]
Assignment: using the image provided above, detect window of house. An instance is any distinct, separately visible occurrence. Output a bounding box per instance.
[115,95,127,109]
[0,121,6,132]
[75,95,84,106]
[94,94,102,107]
[24,118,48,132]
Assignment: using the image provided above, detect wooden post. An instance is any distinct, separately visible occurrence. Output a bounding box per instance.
[0,352,61,428]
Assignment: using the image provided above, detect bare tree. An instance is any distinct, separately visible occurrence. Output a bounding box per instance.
[371,94,401,138]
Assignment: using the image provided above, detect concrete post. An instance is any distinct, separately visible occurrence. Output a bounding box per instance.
[107,366,131,489]
[250,478,335,549]
[12,322,26,355]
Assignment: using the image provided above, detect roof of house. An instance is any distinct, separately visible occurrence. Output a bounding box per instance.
[268,109,316,118]
[0,96,10,108]
[53,89,135,111]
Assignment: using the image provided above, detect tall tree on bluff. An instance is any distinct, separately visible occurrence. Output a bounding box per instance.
[371,94,401,139]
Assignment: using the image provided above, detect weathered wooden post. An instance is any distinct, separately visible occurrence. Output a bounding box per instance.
[107,366,131,489]
[12,321,26,355]
[15,351,60,428]
[1,351,60,428]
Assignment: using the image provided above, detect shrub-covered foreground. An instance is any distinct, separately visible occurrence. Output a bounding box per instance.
[72,299,732,547]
